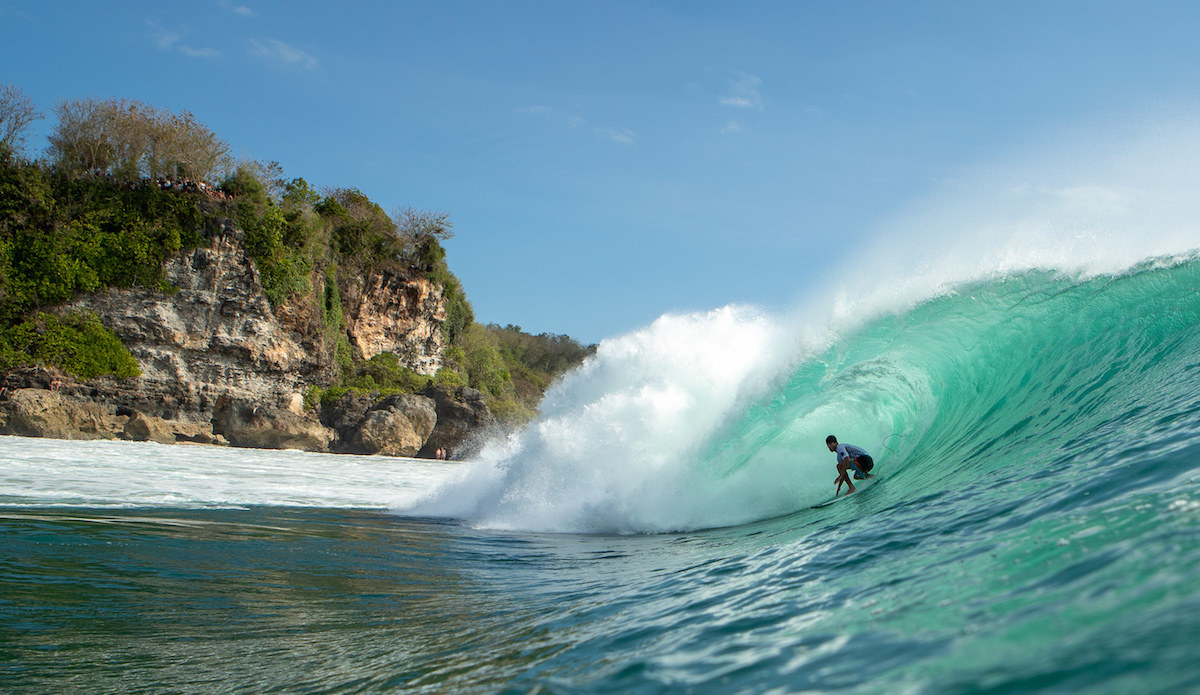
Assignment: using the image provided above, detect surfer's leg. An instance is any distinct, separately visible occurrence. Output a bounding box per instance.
[836,461,857,494]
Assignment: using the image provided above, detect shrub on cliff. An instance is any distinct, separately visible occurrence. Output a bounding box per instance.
[239,202,312,307]
[0,312,139,379]
[307,352,433,411]
[345,352,427,393]
[0,157,205,324]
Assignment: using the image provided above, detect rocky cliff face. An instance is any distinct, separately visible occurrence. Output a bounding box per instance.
[0,229,486,457]
[342,267,446,376]
[61,233,327,422]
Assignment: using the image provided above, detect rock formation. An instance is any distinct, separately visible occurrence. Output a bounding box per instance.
[0,388,124,441]
[211,394,334,452]
[0,225,488,458]
[418,386,496,460]
[59,232,326,423]
[342,267,447,376]
[347,394,437,456]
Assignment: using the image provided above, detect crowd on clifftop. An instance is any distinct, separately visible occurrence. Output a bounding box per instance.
[100,172,233,200]
[152,177,231,200]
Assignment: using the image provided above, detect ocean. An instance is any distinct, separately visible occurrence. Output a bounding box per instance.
[2,251,1199,693]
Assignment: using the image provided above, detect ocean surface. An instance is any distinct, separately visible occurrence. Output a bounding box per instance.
[3,253,1200,693]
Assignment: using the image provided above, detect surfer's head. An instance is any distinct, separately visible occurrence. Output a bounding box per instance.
[826,435,837,451]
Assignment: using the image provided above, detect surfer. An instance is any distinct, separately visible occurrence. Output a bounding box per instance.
[826,435,874,497]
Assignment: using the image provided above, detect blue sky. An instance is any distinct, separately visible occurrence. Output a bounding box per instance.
[3,1,1199,343]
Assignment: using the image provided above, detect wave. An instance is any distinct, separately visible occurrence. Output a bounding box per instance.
[399,254,1200,533]
[401,117,1200,533]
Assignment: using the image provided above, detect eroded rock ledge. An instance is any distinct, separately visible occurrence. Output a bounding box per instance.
[0,382,494,458]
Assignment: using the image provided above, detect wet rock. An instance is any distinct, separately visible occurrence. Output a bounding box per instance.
[211,395,333,452]
[0,388,125,440]
[418,386,495,460]
[349,394,437,456]
[319,393,376,445]
[122,411,178,445]
[120,411,219,445]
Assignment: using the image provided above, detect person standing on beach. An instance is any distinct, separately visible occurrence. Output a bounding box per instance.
[826,435,874,497]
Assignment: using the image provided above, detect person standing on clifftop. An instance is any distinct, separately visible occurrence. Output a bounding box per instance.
[826,435,874,497]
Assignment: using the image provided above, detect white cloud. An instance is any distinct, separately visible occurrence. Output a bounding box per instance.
[596,126,636,145]
[148,21,219,59]
[148,21,180,50]
[178,45,221,59]
[720,72,763,110]
[219,0,254,16]
[249,38,318,70]
[721,120,743,134]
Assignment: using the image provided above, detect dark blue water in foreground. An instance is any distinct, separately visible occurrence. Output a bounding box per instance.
[3,258,1200,693]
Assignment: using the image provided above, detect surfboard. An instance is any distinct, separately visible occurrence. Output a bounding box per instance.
[811,475,877,508]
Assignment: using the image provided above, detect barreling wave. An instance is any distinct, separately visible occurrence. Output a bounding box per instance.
[398,253,1200,533]
[400,119,1200,534]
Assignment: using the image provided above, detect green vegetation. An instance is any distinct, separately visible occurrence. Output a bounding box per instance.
[0,312,140,379]
[0,158,205,323]
[484,324,596,420]
[0,83,593,418]
[306,324,595,424]
[427,323,596,423]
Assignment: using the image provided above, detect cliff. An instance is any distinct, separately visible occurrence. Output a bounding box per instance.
[0,102,587,459]
[0,225,492,458]
[344,268,447,376]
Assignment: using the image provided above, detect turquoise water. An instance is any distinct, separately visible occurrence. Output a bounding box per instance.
[3,257,1200,693]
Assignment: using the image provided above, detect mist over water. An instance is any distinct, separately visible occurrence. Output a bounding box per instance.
[402,307,811,533]
[843,115,1200,320]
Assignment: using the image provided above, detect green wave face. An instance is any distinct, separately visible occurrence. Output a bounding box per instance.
[709,256,1200,508]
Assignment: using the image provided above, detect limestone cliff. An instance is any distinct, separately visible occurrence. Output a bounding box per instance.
[60,232,327,422]
[342,267,447,376]
[0,226,474,456]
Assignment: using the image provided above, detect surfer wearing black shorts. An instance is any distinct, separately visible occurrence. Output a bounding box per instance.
[826,435,874,497]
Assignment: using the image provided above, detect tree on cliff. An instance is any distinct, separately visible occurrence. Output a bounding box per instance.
[0,83,41,161]
[393,206,453,272]
[47,98,230,181]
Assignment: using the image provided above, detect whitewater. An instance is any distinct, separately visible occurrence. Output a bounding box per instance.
[4,124,1200,693]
